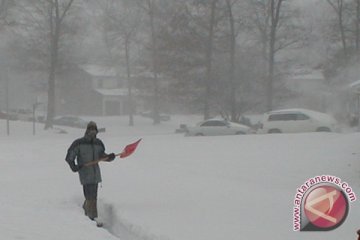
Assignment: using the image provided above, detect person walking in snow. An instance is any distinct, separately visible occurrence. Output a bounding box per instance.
[65,121,115,222]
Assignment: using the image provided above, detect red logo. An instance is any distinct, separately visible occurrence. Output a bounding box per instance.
[303,185,348,231]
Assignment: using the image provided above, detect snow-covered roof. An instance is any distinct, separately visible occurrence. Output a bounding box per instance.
[267,108,335,123]
[95,88,129,96]
[269,108,320,114]
[80,64,118,77]
[348,80,360,94]
[290,69,324,81]
[94,88,139,96]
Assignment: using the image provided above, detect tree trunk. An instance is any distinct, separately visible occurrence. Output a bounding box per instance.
[356,0,360,54]
[204,0,217,120]
[44,0,74,129]
[125,37,134,126]
[0,0,9,20]
[338,0,347,56]
[266,0,282,111]
[327,0,347,56]
[147,0,160,125]
[5,65,9,135]
[226,0,236,122]
[45,2,60,129]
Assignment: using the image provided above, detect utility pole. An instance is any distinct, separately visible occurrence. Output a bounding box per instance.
[5,66,9,135]
[33,102,41,135]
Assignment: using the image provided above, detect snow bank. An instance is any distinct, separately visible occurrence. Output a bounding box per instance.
[0,117,359,240]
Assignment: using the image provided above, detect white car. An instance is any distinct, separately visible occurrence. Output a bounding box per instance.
[185,119,251,136]
[258,108,338,134]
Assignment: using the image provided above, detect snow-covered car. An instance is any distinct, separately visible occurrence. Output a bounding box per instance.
[140,111,171,121]
[258,108,338,134]
[185,119,251,136]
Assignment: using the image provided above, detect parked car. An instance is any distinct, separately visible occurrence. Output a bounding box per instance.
[53,116,89,129]
[258,108,338,134]
[175,124,189,133]
[10,109,33,121]
[185,119,251,136]
[0,111,6,119]
[0,110,18,120]
[140,111,171,121]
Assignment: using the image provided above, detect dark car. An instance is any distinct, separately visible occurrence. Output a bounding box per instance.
[53,116,106,132]
[0,110,18,120]
[53,116,88,129]
[0,111,7,119]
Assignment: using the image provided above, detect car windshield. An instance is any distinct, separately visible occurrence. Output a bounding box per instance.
[200,120,227,127]
[268,113,297,121]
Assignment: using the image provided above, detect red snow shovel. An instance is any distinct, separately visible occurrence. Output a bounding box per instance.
[84,139,142,167]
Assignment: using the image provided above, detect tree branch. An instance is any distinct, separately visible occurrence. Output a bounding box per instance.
[59,0,74,22]
[274,38,300,53]
[326,0,340,14]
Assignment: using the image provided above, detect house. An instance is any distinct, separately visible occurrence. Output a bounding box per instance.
[284,67,330,111]
[342,80,360,126]
[56,64,137,116]
[1,64,138,118]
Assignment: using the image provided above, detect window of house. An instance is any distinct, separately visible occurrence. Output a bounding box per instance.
[97,79,103,88]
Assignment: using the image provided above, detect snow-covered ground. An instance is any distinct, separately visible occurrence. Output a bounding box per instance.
[1,115,360,240]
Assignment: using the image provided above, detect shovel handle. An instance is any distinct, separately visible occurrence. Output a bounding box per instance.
[83,153,121,167]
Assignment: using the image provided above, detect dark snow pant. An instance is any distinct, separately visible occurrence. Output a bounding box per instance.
[82,184,98,220]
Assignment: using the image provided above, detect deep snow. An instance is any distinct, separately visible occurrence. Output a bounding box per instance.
[1,116,360,240]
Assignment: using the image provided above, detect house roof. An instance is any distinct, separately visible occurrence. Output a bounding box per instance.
[80,64,118,77]
[348,80,360,94]
[290,69,324,81]
[95,88,139,96]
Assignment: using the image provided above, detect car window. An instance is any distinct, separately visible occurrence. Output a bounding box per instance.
[296,113,310,120]
[268,113,297,121]
[201,120,226,127]
[268,114,279,121]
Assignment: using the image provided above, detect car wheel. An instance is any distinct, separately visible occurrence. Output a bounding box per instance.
[268,129,281,133]
[195,133,204,136]
[235,131,246,135]
[316,127,331,132]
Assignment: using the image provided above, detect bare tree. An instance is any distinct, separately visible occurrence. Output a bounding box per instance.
[182,0,220,119]
[16,0,77,129]
[159,0,222,118]
[327,0,347,56]
[44,0,75,129]
[202,0,218,120]
[245,0,303,111]
[266,0,284,111]
[225,0,237,121]
[101,0,141,126]
[0,0,11,25]
[0,0,15,135]
[134,0,162,124]
[356,0,360,53]
[320,0,360,81]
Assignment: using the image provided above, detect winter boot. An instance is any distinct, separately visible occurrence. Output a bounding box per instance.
[86,199,98,220]
[82,201,88,216]
[82,200,98,219]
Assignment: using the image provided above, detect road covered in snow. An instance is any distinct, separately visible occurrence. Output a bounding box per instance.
[0,116,360,240]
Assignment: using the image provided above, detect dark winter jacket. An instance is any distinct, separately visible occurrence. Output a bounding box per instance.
[65,135,106,185]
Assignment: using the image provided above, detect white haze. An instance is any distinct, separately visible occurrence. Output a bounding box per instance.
[0,1,360,239]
